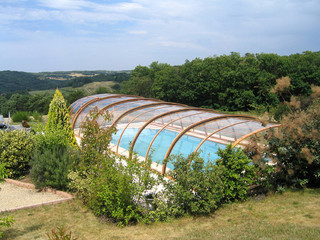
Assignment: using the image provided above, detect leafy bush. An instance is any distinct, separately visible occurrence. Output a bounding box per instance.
[30,145,74,190]
[0,130,34,178]
[267,100,320,188]
[149,147,256,221]
[11,111,30,122]
[156,153,225,218]
[0,162,7,181]
[69,108,155,226]
[247,85,320,189]
[32,110,43,122]
[0,216,15,238]
[216,145,257,203]
[31,129,77,190]
[0,163,15,238]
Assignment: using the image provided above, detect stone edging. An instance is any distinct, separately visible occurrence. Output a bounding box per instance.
[1,179,74,213]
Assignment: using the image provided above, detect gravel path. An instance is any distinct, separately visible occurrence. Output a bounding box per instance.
[0,182,69,212]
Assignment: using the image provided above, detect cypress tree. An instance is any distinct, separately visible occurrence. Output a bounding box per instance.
[46,89,77,146]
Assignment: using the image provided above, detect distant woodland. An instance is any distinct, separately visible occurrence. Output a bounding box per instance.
[0,70,130,116]
[1,51,319,119]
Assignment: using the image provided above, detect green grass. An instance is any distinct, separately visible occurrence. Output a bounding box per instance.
[1,189,320,240]
[29,81,116,95]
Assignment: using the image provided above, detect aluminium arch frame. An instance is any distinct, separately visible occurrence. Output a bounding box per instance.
[71,94,281,175]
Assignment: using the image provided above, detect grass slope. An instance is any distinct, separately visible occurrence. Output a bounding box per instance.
[29,81,116,95]
[2,189,320,240]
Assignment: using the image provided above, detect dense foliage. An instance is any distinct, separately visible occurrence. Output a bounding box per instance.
[11,111,31,122]
[268,100,320,188]
[0,130,34,178]
[0,70,130,94]
[0,163,15,237]
[0,92,53,117]
[30,130,76,190]
[0,71,67,94]
[46,89,77,146]
[215,145,257,202]
[121,51,320,112]
[147,147,258,221]
[246,84,320,189]
[68,108,155,225]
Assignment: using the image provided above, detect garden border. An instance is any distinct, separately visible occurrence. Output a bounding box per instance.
[1,179,74,213]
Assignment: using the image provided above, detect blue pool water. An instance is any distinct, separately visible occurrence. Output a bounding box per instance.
[111,128,226,170]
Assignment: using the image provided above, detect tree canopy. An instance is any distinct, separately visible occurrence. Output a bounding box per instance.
[120,51,320,112]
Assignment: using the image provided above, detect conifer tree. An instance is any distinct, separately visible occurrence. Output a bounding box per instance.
[46,89,77,146]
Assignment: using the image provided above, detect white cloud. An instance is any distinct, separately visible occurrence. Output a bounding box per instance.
[38,0,91,10]
[1,0,319,71]
[128,30,148,35]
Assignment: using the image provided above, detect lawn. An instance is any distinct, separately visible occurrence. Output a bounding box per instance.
[1,189,320,240]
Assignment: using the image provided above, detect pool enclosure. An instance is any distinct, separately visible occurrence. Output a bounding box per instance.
[70,94,280,174]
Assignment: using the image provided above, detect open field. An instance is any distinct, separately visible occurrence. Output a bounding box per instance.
[29,81,116,95]
[1,189,320,240]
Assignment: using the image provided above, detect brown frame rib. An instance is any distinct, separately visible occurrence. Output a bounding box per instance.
[72,95,145,131]
[231,125,281,148]
[129,107,211,158]
[69,95,97,113]
[144,111,208,162]
[72,95,131,130]
[97,98,155,127]
[76,97,146,137]
[110,102,188,129]
[192,120,251,155]
[69,94,116,114]
[70,93,281,176]
[115,105,172,154]
[99,100,165,128]
[162,115,254,174]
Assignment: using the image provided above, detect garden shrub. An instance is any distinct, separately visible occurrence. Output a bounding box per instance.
[69,108,155,226]
[30,145,74,190]
[247,85,320,189]
[32,110,43,122]
[216,145,257,203]
[267,100,320,188]
[0,216,15,238]
[11,111,30,122]
[31,128,78,190]
[0,163,15,238]
[0,130,34,178]
[156,153,225,218]
[0,162,7,181]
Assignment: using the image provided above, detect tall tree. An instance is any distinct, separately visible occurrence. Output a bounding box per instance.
[46,89,77,146]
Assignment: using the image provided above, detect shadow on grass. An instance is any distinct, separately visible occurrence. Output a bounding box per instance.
[3,223,44,239]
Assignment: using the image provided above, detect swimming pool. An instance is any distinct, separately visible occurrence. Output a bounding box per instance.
[111,128,226,170]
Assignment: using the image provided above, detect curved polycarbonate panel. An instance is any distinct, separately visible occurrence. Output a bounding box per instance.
[166,118,253,171]
[70,94,280,174]
[100,100,161,127]
[113,105,187,156]
[73,96,141,136]
[133,111,220,166]
[70,93,116,115]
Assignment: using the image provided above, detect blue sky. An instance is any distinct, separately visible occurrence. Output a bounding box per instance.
[0,0,319,72]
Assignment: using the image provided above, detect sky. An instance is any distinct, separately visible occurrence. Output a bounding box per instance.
[0,0,319,72]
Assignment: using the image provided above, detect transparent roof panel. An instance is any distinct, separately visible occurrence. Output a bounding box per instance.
[70,94,279,174]
[113,106,188,155]
[133,111,218,165]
